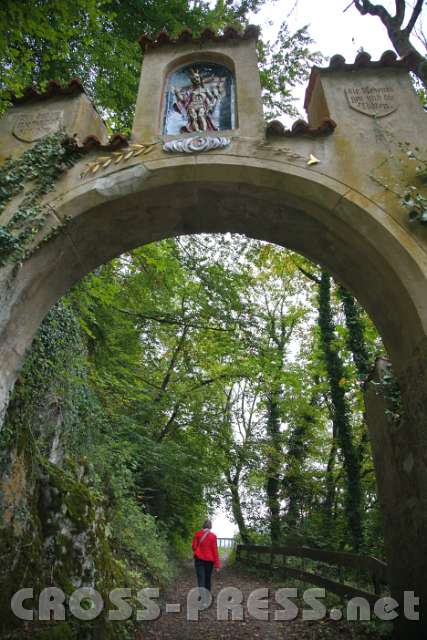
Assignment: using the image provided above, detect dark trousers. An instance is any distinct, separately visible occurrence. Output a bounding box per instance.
[194,558,214,591]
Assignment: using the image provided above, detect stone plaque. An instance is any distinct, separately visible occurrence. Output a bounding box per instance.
[12,110,63,142]
[345,86,397,117]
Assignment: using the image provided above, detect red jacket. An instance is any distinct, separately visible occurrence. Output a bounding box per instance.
[192,529,221,569]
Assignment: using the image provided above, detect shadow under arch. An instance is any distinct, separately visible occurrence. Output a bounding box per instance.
[1,156,427,637]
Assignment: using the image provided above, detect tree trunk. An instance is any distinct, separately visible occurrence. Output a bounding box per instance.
[338,285,371,378]
[284,410,313,529]
[353,0,427,88]
[318,271,363,551]
[266,394,282,545]
[323,422,338,536]
[338,284,373,462]
[228,477,250,544]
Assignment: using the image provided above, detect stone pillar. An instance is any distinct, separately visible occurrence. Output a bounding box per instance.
[364,352,427,639]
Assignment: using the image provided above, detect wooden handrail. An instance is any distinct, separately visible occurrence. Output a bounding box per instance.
[236,544,389,602]
[237,544,388,582]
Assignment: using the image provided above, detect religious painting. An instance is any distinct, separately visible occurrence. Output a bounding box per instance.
[163,62,236,135]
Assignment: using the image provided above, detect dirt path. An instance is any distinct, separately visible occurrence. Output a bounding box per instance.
[137,562,385,640]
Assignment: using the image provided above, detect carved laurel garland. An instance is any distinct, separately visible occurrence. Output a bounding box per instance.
[162,135,231,154]
[81,143,155,178]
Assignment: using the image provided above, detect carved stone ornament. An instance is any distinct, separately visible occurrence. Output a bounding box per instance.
[345,86,397,118]
[12,110,63,142]
[163,135,231,154]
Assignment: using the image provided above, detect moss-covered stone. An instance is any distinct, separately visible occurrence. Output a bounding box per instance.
[33,623,75,640]
[0,453,128,639]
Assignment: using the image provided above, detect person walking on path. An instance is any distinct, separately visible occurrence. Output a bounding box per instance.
[192,519,221,593]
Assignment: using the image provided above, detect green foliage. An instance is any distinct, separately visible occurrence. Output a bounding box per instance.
[0,299,104,462]
[318,271,363,551]
[0,0,265,131]
[0,132,81,266]
[111,496,173,584]
[401,144,427,224]
[1,233,388,637]
[370,363,404,425]
[338,285,372,379]
[258,22,323,119]
[33,623,74,640]
[0,298,175,637]
[0,0,322,128]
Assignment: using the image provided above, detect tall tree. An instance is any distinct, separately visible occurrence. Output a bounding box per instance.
[219,382,259,544]
[283,399,317,531]
[338,285,372,380]
[318,271,363,550]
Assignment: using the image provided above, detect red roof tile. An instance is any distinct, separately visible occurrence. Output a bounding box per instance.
[266,118,337,138]
[139,24,260,51]
[79,133,129,151]
[304,51,410,110]
[11,79,85,105]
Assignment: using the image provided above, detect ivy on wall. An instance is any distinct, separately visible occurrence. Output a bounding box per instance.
[401,146,427,224]
[0,132,81,267]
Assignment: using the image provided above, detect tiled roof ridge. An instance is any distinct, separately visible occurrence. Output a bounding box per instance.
[78,133,129,151]
[139,24,260,50]
[266,117,337,138]
[77,116,337,152]
[11,79,85,105]
[304,50,410,109]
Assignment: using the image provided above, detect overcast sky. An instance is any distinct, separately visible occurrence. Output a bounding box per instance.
[250,0,426,119]
[213,0,426,538]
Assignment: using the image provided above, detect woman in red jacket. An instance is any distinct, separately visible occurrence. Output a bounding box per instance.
[192,519,221,593]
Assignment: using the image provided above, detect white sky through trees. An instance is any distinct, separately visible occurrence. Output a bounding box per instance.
[252,0,426,119]
[214,0,426,539]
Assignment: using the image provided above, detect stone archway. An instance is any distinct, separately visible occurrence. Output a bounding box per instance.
[1,156,427,637]
[1,26,427,636]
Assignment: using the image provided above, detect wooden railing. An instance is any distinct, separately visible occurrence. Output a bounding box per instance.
[236,544,388,605]
[217,537,237,549]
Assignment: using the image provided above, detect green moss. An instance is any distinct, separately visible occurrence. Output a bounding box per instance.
[0,451,129,638]
[34,623,75,640]
[46,461,95,532]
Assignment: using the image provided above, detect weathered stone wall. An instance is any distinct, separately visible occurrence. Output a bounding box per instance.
[365,355,427,639]
[0,447,125,638]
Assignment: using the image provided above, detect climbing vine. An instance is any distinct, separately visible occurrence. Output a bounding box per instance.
[0,132,81,267]
[338,285,371,379]
[371,361,404,425]
[318,270,363,551]
[401,145,427,224]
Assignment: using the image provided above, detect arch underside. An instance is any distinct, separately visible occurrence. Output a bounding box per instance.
[1,160,427,421]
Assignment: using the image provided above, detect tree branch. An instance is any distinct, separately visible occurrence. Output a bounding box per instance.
[157,402,181,441]
[115,307,234,333]
[394,0,406,28]
[153,325,189,403]
[404,0,424,36]
[295,263,321,284]
[353,0,426,85]
[353,0,392,22]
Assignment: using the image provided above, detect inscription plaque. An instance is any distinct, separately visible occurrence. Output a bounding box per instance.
[345,86,397,117]
[12,110,63,142]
